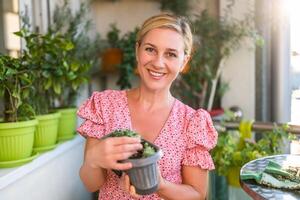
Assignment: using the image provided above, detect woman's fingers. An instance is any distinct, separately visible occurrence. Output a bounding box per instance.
[113,151,138,161]
[120,174,141,199]
[130,185,141,199]
[113,143,143,154]
[113,162,133,171]
[110,137,141,145]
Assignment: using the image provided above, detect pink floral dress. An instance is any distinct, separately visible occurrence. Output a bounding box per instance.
[77,90,218,200]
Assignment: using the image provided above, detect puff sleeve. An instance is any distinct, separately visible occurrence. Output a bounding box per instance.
[77,92,106,139]
[182,109,218,170]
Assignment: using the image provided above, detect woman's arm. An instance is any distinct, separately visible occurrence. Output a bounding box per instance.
[80,138,107,192]
[157,166,208,200]
[80,137,142,192]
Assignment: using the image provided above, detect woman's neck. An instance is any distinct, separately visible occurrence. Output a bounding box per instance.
[129,86,174,111]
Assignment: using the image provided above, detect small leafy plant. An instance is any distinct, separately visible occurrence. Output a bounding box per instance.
[106,24,121,49]
[212,124,296,177]
[0,54,35,122]
[109,129,156,158]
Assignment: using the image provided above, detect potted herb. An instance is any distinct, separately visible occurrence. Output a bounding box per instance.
[0,54,38,167]
[104,130,163,195]
[101,24,123,73]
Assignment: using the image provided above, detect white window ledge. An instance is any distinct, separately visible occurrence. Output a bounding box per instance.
[0,135,84,190]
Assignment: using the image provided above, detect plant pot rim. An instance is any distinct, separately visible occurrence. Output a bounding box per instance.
[56,107,77,113]
[102,132,163,167]
[0,119,38,129]
[36,112,61,120]
[123,140,163,167]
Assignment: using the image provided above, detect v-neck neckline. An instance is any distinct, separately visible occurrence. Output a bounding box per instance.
[122,90,177,144]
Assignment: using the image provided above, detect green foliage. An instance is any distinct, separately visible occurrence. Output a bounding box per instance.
[0,54,35,122]
[109,129,140,138]
[172,9,262,109]
[159,0,190,16]
[15,27,74,115]
[49,0,102,108]
[212,124,296,176]
[117,27,139,89]
[106,24,121,48]
[109,129,156,158]
[142,142,156,158]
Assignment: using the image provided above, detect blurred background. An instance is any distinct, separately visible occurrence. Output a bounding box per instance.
[0,0,299,200]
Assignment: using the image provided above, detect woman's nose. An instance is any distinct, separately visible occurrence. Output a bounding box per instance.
[152,54,164,69]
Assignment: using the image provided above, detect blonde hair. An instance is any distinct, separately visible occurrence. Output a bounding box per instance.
[136,13,193,56]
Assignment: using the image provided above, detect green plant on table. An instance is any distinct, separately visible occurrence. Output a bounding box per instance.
[0,54,35,122]
[212,123,296,177]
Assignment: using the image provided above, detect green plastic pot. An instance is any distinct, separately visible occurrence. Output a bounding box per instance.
[227,167,241,187]
[34,112,61,152]
[57,108,77,141]
[0,119,38,161]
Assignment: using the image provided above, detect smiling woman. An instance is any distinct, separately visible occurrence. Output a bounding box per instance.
[77,13,218,200]
[136,28,189,91]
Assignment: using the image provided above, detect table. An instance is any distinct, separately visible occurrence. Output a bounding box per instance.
[240,154,300,200]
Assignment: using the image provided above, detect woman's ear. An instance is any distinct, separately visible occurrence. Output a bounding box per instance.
[135,42,140,62]
[180,55,191,72]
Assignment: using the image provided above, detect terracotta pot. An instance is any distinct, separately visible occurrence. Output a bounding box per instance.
[101,48,123,73]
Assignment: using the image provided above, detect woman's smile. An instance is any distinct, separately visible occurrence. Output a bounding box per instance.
[147,69,166,80]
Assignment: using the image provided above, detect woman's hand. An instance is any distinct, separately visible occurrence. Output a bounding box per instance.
[119,166,166,198]
[119,173,141,199]
[84,137,143,170]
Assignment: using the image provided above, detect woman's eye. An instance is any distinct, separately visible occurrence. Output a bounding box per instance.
[166,52,177,58]
[145,47,154,52]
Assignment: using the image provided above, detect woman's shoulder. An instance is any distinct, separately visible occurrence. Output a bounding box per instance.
[175,99,205,119]
[90,89,124,99]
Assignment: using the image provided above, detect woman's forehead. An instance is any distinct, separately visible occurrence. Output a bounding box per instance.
[141,28,185,51]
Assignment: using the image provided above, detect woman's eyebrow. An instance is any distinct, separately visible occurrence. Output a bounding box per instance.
[143,43,156,47]
[166,48,178,53]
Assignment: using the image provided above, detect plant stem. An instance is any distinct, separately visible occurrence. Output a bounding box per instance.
[207,58,225,111]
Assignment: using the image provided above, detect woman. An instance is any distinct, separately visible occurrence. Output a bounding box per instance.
[77,13,218,200]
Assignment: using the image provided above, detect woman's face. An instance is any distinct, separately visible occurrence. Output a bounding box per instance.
[136,28,189,91]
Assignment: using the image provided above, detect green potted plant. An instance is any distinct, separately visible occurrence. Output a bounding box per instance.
[0,54,38,167]
[212,121,296,188]
[104,130,163,195]
[49,0,102,141]
[101,23,123,73]
[16,25,74,152]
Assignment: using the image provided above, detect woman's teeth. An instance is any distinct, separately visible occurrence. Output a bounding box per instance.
[149,70,164,77]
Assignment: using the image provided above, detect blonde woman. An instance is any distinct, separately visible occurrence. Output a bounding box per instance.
[77,13,217,200]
